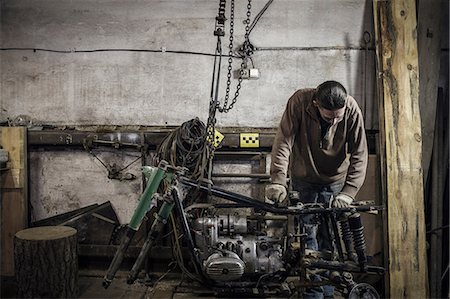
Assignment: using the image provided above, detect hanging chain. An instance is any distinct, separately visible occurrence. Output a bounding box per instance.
[217,0,252,113]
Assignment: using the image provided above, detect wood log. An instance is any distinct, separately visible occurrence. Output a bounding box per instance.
[14,226,78,298]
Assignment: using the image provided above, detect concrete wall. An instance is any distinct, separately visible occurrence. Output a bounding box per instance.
[1,0,377,128]
[1,0,378,222]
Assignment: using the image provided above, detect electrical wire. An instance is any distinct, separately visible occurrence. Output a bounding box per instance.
[155,118,209,180]
[0,47,240,58]
[169,214,202,283]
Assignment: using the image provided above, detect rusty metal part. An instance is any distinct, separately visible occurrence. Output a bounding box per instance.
[27,130,275,149]
[28,129,379,153]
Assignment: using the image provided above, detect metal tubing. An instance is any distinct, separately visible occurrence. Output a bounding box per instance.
[179,178,383,215]
[212,173,270,178]
[329,212,345,261]
[127,199,175,284]
[103,228,136,289]
[129,163,167,230]
[172,187,204,278]
[103,161,168,288]
[306,260,384,275]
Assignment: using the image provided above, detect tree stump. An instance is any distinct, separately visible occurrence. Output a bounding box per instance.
[14,226,78,298]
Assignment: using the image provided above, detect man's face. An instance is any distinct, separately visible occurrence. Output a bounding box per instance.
[314,101,346,125]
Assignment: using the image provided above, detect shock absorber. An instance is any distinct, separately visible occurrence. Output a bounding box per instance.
[339,214,355,261]
[347,213,367,269]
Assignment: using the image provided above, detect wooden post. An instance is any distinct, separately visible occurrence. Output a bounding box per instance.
[417,0,443,184]
[429,89,447,298]
[14,226,78,298]
[0,127,28,276]
[372,0,428,298]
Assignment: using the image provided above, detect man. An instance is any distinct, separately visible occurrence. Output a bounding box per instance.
[266,80,368,298]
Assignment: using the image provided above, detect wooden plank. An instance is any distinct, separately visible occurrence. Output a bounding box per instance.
[372,7,390,298]
[429,89,447,298]
[418,0,443,184]
[372,1,428,298]
[0,127,28,276]
[1,128,27,189]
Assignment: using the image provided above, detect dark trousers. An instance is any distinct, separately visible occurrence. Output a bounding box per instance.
[291,180,344,299]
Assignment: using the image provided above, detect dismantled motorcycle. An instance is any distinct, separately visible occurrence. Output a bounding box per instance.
[103,161,384,298]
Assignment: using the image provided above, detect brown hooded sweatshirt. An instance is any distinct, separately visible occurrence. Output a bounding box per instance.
[270,88,368,198]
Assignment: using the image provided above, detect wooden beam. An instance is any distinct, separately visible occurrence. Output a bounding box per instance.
[418,0,443,184]
[0,127,28,276]
[372,1,428,298]
[429,89,447,298]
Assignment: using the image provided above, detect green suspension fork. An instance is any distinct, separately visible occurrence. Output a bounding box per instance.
[126,193,175,284]
[103,161,169,289]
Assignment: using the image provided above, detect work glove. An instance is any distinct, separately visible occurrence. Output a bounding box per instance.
[265,184,287,203]
[331,193,354,208]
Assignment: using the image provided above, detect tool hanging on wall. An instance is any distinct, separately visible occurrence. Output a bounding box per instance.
[82,137,142,181]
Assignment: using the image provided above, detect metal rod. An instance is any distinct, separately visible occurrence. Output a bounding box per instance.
[179,178,384,215]
[212,173,270,178]
[172,187,205,279]
[329,212,345,261]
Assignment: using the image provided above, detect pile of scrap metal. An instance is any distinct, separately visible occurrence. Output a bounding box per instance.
[31,202,135,257]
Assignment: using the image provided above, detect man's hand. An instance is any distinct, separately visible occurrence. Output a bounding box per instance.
[265,184,287,203]
[331,193,354,208]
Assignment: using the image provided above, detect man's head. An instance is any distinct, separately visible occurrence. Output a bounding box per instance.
[313,81,347,124]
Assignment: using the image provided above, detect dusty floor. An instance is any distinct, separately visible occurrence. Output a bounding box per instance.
[2,272,307,299]
[77,273,217,299]
[2,268,351,298]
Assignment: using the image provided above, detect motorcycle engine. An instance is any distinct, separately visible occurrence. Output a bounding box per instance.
[191,214,285,283]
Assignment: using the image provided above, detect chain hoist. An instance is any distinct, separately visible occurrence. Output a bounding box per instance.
[203,0,253,187]
[218,0,252,113]
[206,0,253,146]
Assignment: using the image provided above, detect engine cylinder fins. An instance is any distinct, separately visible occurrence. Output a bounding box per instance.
[193,215,247,235]
[204,252,245,282]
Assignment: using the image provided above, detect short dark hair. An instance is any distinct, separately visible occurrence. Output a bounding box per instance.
[315,81,347,110]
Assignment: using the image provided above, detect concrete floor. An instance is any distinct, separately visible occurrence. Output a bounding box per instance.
[2,272,318,299]
[2,269,350,298]
[78,271,223,299]
[2,273,216,299]
[78,274,297,299]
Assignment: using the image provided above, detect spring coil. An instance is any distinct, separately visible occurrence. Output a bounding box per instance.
[351,226,366,252]
[348,213,367,265]
[339,218,354,256]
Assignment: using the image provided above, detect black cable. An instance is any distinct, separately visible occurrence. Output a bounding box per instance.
[248,0,274,36]
[155,118,207,179]
[0,47,240,58]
